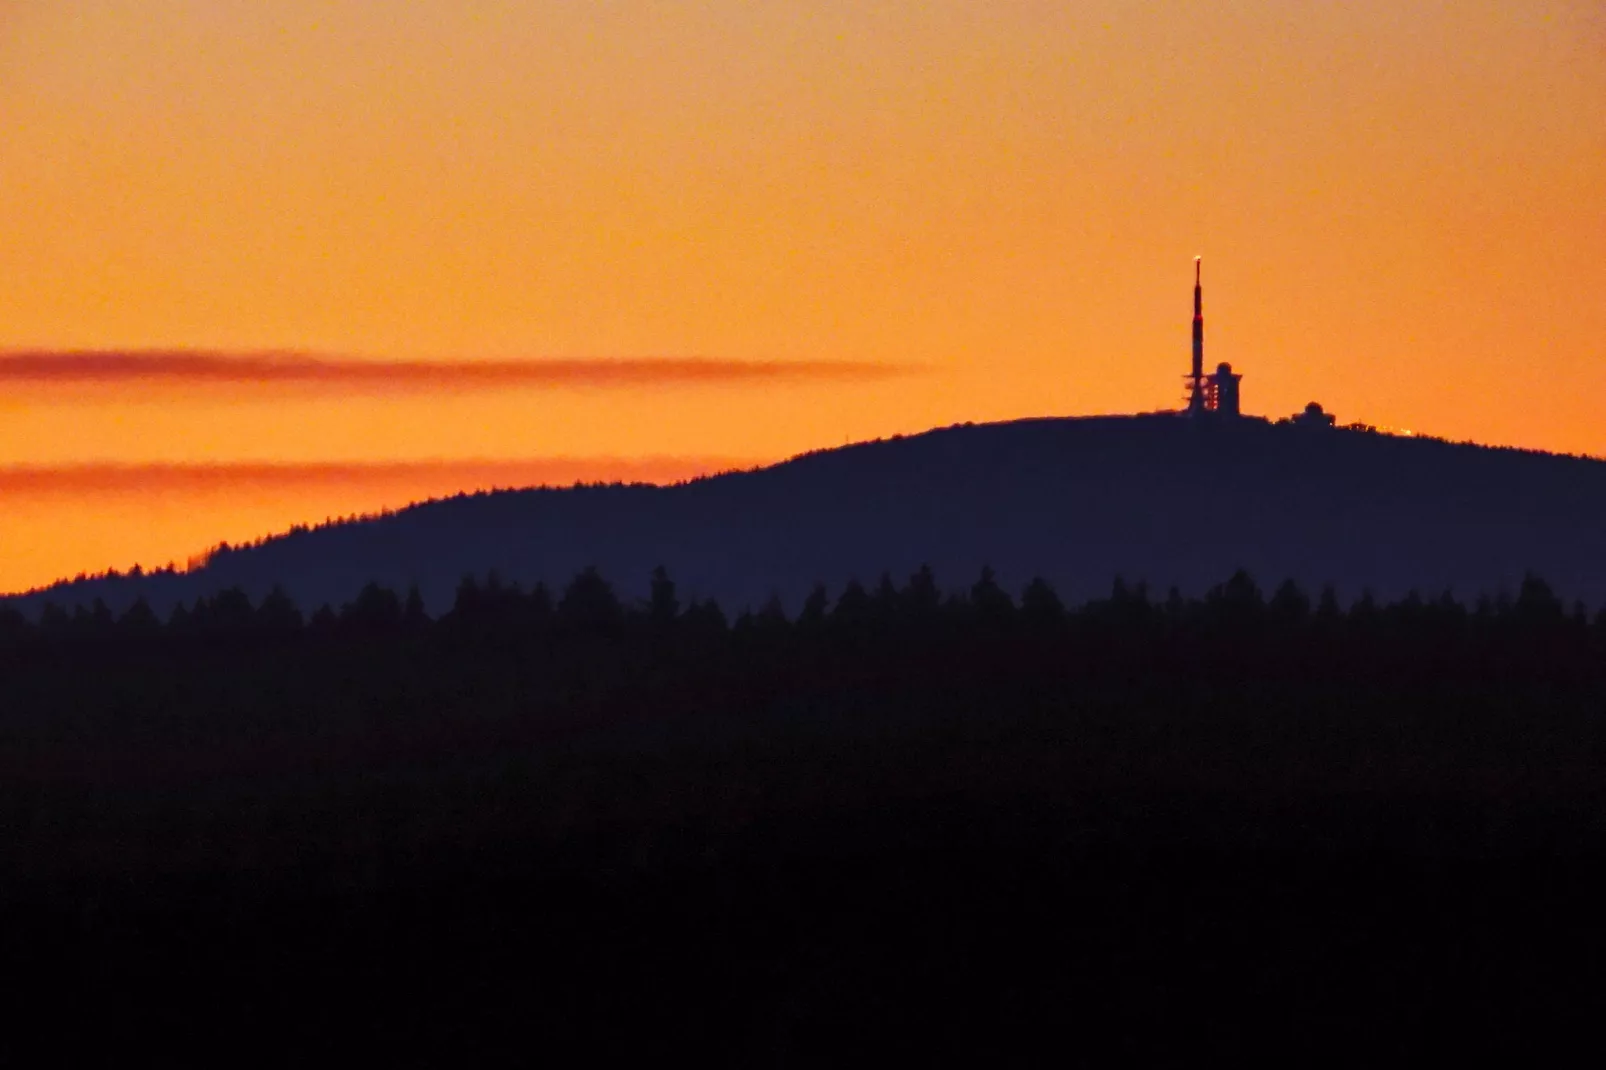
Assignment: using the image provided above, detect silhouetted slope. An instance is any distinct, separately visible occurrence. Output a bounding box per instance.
[12,414,1606,616]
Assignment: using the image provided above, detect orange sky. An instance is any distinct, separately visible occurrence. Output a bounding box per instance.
[2,1,1604,593]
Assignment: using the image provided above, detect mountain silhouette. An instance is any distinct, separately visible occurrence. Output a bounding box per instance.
[10,414,1606,617]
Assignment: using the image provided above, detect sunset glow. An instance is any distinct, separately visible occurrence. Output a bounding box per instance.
[3,1,1603,592]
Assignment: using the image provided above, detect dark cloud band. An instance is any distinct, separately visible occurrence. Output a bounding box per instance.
[0,352,909,391]
[0,457,756,497]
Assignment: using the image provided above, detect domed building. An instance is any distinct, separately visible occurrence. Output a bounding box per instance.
[1292,402,1336,428]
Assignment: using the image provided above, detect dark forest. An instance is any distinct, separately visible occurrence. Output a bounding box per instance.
[5,565,1606,1061]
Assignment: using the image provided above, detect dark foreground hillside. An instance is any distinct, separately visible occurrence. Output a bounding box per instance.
[4,568,1606,1061]
[13,414,1606,616]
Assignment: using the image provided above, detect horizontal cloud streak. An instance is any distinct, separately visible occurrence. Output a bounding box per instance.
[0,351,909,392]
[0,456,759,497]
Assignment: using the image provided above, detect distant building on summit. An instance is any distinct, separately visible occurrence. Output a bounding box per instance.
[1210,362,1242,417]
[1176,260,1349,425]
[1292,401,1337,428]
[1182,258,1243,418]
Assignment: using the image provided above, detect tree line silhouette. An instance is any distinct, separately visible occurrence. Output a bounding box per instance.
[6,562,1604,647]
[6,564,1606,1062]
[5,561,1606,813]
